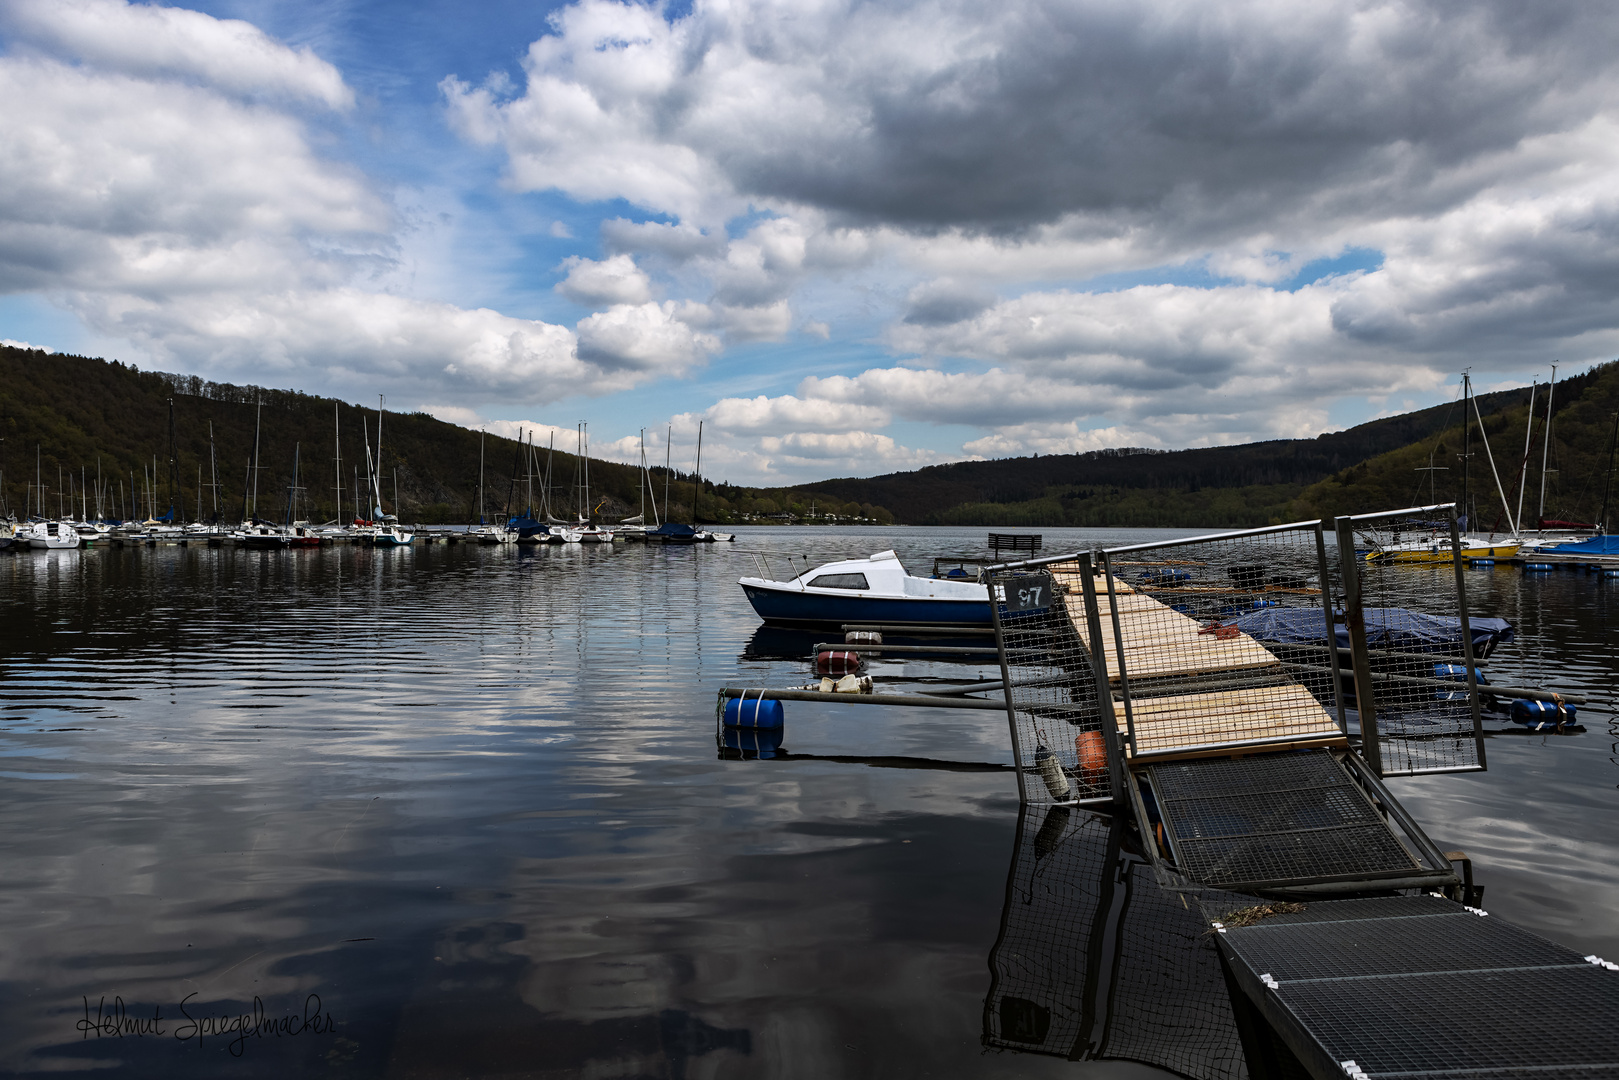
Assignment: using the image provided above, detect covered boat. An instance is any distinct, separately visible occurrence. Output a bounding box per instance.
[1225,606,1515,658]
[739,549,990,627]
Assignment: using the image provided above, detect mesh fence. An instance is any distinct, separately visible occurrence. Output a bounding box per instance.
[1096,523,1348,764]
[988,558,1119,807]
[1334,508,1487,776]
[982,805,1247,1080]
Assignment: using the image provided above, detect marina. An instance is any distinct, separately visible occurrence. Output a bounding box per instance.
[0,524,1615,1076]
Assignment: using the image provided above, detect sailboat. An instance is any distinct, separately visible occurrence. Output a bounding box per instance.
[469,430,515,544]
[1365,372,1520,563]
[646,421,735,543]
[572,423,614,543]
[615,430,659,541]
[367,396,415,547]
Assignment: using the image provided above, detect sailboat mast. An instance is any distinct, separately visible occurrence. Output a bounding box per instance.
[333,403,342,524]
[1466,374,1515,534]
[375,396,385,517]
[1461,374,1471,528]
[1538,364,1556,530]
[583,423,591,522]
[205,423,215,520]
[1598,407,1619,535]
[250,398,262,521]
[166,397,178,519]
[664,426,671,523]
[639,430,646,525]
[1515,381,1537,535]
[693,420,703,525]
[479,430,486,525]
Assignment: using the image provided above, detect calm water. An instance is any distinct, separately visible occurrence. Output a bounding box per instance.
[0,527,1614,1078]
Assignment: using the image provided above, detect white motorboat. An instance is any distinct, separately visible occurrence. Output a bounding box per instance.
[738,549,990,627]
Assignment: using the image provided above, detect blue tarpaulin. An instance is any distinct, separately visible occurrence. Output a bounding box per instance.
[1227,607,1514,656]
[1543,534,1619,555]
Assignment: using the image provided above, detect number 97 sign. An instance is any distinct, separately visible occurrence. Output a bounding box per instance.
[997,572,1054,614]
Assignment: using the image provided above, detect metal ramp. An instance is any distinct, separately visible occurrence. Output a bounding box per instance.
[1141,750,1454,894]
[1213,895,1619,1080]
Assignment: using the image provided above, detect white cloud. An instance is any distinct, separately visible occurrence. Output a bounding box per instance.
[701,394,890,435]
[3,0,353,109]
[575,301,720,372]
[555,254,653,306]
[1,338,52,352]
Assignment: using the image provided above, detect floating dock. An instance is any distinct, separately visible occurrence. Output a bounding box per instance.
[985,507,1619,1079]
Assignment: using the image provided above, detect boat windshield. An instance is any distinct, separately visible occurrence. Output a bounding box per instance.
[808,573,869,590]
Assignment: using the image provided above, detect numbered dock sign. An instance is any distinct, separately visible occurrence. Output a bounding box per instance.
[998,572,1054,614]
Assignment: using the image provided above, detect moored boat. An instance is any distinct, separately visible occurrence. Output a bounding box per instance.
[738,549,990,627]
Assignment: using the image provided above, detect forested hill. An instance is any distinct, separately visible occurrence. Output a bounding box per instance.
[788,371,1612,527]
[0,347,893,525]
[1293,360,1619,530]
[0,348,660,525]
[5,345,1613,529]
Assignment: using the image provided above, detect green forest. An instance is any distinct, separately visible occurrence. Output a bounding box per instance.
[4,344,1616,529]
[0,347,891,526]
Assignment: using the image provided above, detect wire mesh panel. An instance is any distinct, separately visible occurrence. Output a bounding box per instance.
[988,557,1119,806]
[1097,522,1348,763]
[1334,507,1487,777]
[983,805,1247,1080]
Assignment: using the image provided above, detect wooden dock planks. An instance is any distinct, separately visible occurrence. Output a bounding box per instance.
[1071,591,1282,681]
[1046,572,1344,760]
[1111,683,1345,758]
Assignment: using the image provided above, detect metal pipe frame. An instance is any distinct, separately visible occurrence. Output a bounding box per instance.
[1099,550,1141,763]
[810,642,1000,655]
[1279,660,1588,704]
[716,687,1004,710]
[1077,553,1128,805]
[987,574,1030,802]
[1448,507,1490,769]
[1338,748,1458,874]
[1335,515,1384,774]
[1315,521,1351,734]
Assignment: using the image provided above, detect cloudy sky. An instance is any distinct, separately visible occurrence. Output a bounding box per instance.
[2,0,1616,484]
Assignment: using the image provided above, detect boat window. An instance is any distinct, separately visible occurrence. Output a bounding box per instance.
[808,573,870,590]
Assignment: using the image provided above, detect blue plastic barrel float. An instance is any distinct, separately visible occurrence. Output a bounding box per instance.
[1522,562,1557,572]
[1470,558,1495,567]
[723,694,786,730]
[1511,699,1577,727]
[721,725,784,759]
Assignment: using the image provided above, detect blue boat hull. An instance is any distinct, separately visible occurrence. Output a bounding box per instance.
[741,584,991,628]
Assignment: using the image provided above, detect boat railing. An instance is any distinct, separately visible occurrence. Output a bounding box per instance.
[742,550,814,583]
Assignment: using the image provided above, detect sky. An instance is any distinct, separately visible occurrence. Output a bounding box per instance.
[2,0,1617,486]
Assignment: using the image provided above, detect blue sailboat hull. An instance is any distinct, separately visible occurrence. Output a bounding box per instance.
[741,583,991,628]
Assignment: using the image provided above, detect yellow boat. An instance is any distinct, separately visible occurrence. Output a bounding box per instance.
[1365,537,1520,563]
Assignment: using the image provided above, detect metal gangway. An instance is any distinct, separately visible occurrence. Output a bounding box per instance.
[985,506,1619,1079]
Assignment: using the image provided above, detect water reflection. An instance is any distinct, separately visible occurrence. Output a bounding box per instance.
[985,806,1244,1079]
[1,529,1614,1077]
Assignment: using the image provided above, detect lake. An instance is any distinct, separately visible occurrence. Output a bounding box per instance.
[0,526,1613,1078]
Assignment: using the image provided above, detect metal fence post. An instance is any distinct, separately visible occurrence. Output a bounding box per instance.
[1078,552,1126,804]
[988,577,1030,803]
[1448,508,1489,770]
[1313,521,1350,734]
[1334,515,1382,774]
[1099,550,1138,754]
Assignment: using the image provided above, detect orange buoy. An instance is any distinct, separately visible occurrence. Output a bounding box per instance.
[1075,730,1108,773]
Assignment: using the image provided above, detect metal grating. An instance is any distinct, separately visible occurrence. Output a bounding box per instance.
[1218,896,1619,1079]
[1280,968,1619,1076]
[988,558,1119,806]
[1150,751,1419,889]
[1229,911,1585,980]
[1335,508,1488,777]
[1097,522,1348,763]
[983,804,1247,1080]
